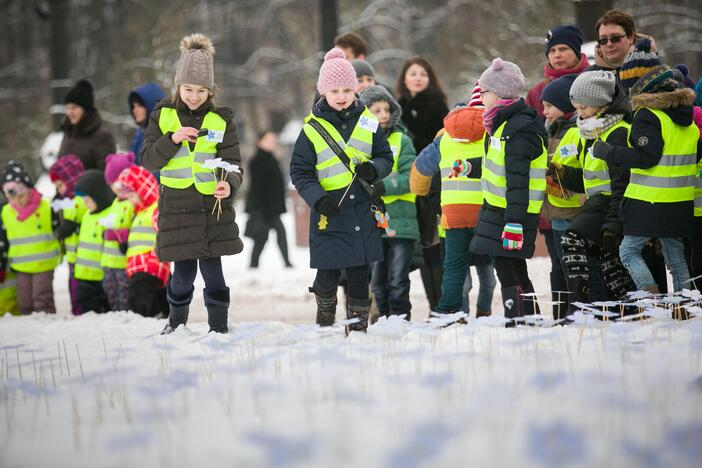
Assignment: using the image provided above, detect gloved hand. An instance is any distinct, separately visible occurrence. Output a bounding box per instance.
[601,231,622,255]
[315,196,341,217]
[103,228,130,243]
[591,139,612,160]
[355,162,376,182]
[371,182,386,198]
[55,220,79,241]
[546,159,564,178]
[501,223,524,251]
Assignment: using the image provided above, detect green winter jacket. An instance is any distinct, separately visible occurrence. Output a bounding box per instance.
[381,124,419,240]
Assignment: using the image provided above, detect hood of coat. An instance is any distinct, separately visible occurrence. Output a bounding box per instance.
[442,106,485,142]
[128,83,166,127]
[358,85,402,130]
[632,87,696,126]
[547,115,577,138]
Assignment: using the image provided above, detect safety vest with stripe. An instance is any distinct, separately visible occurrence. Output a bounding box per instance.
[381,131,416,205]
[439,133,484,207]
[1,199,61,274]
[74,207,111,281]
[127,203,158,257]
[100,198,134,269]
[548,127,582,208]
[62,196,87,264]
[695,160,702,218]
[625,108,699,203]
[580,121,630,198]
[0,270,18,316]
[302,107,377,192]
[158,107,226,195]
[482,122,547,214]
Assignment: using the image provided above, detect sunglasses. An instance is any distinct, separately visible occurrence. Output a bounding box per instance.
[597,34,625,46]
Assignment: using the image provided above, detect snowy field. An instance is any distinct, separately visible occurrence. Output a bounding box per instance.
[1,183,702,467]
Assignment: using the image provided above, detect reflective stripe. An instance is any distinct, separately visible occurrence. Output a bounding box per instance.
[102,246,124,256]
[656,153,697,167]
[348,137,372,155]
[483,158,546,179]
[65,245,77,253]
[585,184,611,197]
[195,172,216,183]
[172,146,190,159]
[316,147,338,164]
[10,250,62,264]
[442,179,482,191]
[130,226,155,234]
[317,164,349,179]
[583,170,609,181]
[75,258,102,269]
[629,174,695,189]
[78,242,102,252]
[194,152,216,164]
[481,179,544,202]
[161,167,193,179]
[10,233,55,246]
[0,278,16,290]
[128,240,154,249]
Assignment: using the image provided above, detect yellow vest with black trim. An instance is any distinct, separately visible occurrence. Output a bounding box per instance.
[100,198,134,269]
[695,160,702,218]
[580,121,630,199]
[625,108,699,203]
[1,199,61,274]
[0,270,19,316]
[381,131,416,205]
[158,107,226,195]
[481,122,547,214]
[127,203,158,257]
[75,207,111,281]
[548,127,583,208]
[62,196,87,264]
[439,132,484,207]
[302,107,377,192]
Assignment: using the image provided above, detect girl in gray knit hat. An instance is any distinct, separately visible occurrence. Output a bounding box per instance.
[140,33,244,335]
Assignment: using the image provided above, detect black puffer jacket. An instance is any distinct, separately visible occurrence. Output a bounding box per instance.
[559,86,632,243]
[469,99,548,259]
[140,98,244,262]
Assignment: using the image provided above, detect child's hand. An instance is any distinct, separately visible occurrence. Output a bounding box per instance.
[171,127,199,145]
[214,181,231,199]
[501,223,524,251]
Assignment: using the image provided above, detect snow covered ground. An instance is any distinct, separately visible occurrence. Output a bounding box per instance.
[2,182,701,467]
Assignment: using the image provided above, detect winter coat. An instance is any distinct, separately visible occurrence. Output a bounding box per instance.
[59,110,116,171]
[139,98,244,262]
[526,54,590,118]
[128,83,166,161]
[469,99,548,259]
[597,87,702,238]
[290,98,393,269]
[541,117,582,222]
[558,88,631,243]
[245,148,287,219]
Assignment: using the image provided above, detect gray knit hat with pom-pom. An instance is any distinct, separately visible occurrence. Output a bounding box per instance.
[175,34,215,89]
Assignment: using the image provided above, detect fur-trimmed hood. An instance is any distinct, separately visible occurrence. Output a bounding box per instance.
[632,87,696,126]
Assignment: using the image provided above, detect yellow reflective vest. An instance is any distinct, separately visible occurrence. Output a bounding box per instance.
[100,198,134,269]
[62,196,87,264]
[439,132,484,207]
[127,203,158,257]
[548,127,582,208]
[580,121,631,198]
[381,131,416,205]
[1,199,61,274]
[74,207,112,281]
[0,270,18,316]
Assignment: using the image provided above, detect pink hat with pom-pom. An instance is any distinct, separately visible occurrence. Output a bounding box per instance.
[104,152,136,184]
[478,58,525,99]
[317,48,357,95]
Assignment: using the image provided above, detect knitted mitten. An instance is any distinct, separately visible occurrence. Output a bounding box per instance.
[501,223,524,250]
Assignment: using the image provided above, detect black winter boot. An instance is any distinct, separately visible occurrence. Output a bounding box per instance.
[204,287,230,333]
[346,297,371,334]
[501,286,523,328]
[161,286,193,335]
[309,287,337,327]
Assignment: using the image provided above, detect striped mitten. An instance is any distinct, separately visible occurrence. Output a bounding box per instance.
[501,223,523,250]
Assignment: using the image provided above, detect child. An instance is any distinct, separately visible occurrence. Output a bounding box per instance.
[290,48,393,332]
[50,154,86,315]
[116,165,170,317]
[140,34,243,334]
[359,85,418,320]
[592,42,700,293]
[0,161,61,314]
[552,70,636,308]
[410,86,493,319]
[73,170,115,313]
[101,153,136,311]
[352,59,376,94]
[468,58,547,325]
[540,74,581,319]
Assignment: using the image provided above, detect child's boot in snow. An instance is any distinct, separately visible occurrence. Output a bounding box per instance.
[161,286,193,334]
[346,297,371,334]
[309,287,337,327]
[501,286,523,328]
[204,287,230,334]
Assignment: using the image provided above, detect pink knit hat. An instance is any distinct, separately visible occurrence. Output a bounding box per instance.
[478,58,525,99]
[104,152,136,184]
[317,48,357,95]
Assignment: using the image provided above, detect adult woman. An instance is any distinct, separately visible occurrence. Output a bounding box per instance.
[592,9,657,74]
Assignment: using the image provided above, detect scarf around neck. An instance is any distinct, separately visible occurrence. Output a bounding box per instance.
[482,98,519,135]
[576,113,624,140]
[11,188,43,221]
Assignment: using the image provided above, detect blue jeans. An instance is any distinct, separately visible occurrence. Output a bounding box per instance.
[462,262,496,314]
[371,238,415,315]
[436,228,474,313]
[619,236,690,292]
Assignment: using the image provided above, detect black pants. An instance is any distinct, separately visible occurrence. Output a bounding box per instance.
[128,273,168,317]
[419,243,443,310]
[250,216,291,267]
[314,265,370,299]
[76,279,109,314]
[493,257,531,288]
[169,257,226,299]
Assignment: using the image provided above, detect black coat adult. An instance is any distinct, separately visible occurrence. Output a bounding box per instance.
[245,147,286,219]
[558,86,632,244]
[469,99,548,259]
[140,98,244,262]
[58,110,116,171]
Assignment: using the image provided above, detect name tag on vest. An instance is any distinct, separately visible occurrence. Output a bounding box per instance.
[358,115,379,133]
[490,136,501,150]
[559,144,578,157]
[206,129,225,143]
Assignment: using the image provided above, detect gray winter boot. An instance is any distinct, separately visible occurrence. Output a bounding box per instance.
[309,287,337,327]
[161,286,193,335]
[346,297,371,334]
[204,287,230,334]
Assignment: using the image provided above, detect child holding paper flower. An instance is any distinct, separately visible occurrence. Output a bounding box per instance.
[140,33,243,334]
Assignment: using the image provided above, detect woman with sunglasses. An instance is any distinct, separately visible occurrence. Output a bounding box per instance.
[593,9,657,72]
